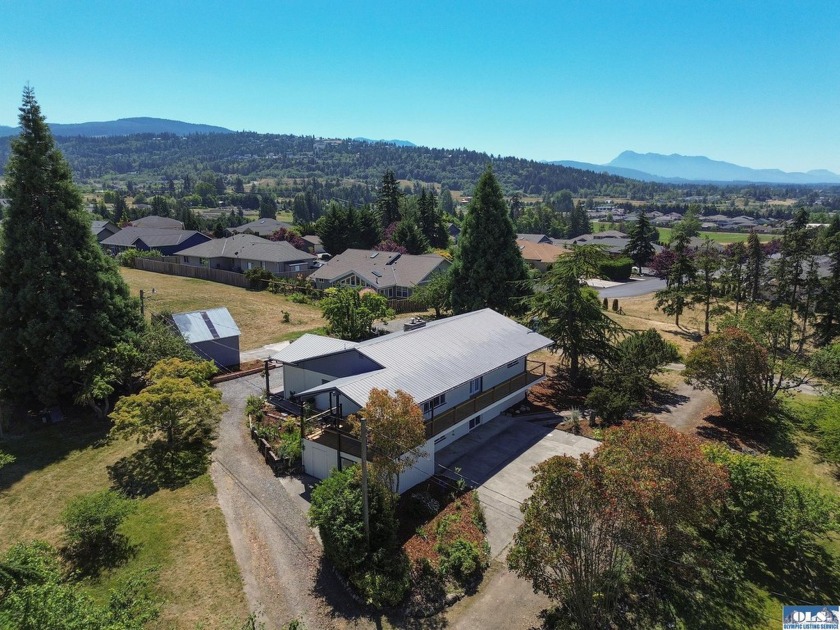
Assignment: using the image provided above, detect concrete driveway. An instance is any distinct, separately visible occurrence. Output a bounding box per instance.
[436,416,599,559]
[596,276,665,298]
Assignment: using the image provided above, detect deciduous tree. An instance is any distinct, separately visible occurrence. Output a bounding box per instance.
[320,287,394,341]
[349,388,426,493]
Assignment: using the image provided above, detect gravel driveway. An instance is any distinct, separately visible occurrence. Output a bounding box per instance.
[210,374,370,630]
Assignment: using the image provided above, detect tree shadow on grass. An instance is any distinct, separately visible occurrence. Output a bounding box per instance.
[62,534,138,579]
[529,366,592,411]
[0,410,110,492]
[696,408,798,458]
[108,441,210,498]
[642,385,691,414]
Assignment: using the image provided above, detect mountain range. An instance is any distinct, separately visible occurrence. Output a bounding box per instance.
[550,151,840,185]
[0,115,837,185]
[0,117,233,137]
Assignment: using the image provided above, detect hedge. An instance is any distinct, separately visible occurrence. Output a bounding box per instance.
[598,256,633,282]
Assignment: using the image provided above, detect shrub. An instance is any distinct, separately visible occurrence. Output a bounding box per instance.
[243,267,275,290]
[437,537,487,584]
[586,385,633,424]
[288,292,311,304]
[278,427,302,461]
[811,343,840,383]
[245,395,265,421]
[61,490,136,572]
[118,248,162,268]
[598,256,633,281]
[349,550,410,608]
[602,297,608,310]
[612,298,619,312]
[470,491,487,533]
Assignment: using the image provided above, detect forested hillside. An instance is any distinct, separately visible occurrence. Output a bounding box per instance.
[0,131,664,198]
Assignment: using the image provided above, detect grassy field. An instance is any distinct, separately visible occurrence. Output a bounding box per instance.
[0,422,248,628]
[120,268,326,350]
[655,226,776,244]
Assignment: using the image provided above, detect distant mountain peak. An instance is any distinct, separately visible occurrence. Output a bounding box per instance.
[607,150,840,184]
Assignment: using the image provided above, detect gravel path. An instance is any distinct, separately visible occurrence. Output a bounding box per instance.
[210,375,370,630]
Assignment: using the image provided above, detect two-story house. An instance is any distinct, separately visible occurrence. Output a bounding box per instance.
[273,308,552,491]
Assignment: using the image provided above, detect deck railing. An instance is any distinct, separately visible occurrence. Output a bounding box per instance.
[303,360,546,456]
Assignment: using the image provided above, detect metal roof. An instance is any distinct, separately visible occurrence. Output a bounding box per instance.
[271,333,359,363]
[293,309,552,407]
[172,307,241,344]
[308,249,449,289]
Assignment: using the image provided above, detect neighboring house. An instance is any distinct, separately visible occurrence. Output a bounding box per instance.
[177,233,316,275]
[100,227,211,255]
[308,249,450,298]
[171,307,241,369]
[447,223,461,243]
[91,220,120,243]
[556,233,663,257]
[516,233,553,244]
[301,234,326,255]
[274,308,552,491]
[227,218,294,237]
[129,216,184,230]
[516,239,568,272]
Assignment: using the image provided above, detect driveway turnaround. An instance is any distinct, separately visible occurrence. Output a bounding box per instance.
[436,415,600,560]
[596,277,666,298]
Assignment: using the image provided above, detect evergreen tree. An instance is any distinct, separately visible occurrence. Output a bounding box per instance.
[258,194,277,219]
[416,188,448,248]
[721,241,747,315]
[690,239,722,335]
[393,218,429,255]
[112,194,127,224]
[233,176,245,194]
[567,201,591,238]
[377,170,402,228]
[0,88,143,407]
[654,231,696,328]
[354,205,382,249]
[438,185,455,215]
[815,233,840,346]
[744,231,765,302]
[623,211,656,274]
[773,209,811,346]
[450,166,530,315]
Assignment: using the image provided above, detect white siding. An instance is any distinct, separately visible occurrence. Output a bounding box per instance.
[283,365,335,398]
[432,390,526,452]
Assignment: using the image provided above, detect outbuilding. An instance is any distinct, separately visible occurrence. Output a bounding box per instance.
[171,307,241,369]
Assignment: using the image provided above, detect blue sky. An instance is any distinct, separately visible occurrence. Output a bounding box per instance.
[2,1,839,173]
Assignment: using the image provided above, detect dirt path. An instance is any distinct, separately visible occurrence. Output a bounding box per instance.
[211,375,371,630]
[648,368,717,434]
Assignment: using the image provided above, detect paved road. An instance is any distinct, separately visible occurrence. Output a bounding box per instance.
[596,277,665,298]
[211,374,369,630]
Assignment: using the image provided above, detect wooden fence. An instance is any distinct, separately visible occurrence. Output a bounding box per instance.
[134,258,252,288]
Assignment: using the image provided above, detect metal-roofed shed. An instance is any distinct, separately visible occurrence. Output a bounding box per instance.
[172,307,241,368]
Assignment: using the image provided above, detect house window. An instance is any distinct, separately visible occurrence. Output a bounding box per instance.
[423,393,446,414]
[469,377,482,396]
[507,359,520,368]
[396,286,409,298]
[469,416,482,430]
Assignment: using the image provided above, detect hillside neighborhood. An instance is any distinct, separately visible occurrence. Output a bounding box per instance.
[1,89,840,630]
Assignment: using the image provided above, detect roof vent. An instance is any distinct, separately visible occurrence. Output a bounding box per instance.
[403,317,426,332]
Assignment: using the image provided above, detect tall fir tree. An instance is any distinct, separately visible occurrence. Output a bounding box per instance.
[0,88,143,407]
[377,169,402,228]
[567,201,592,238]
[623,211,656,273]
[744,231,765,302]
[450,166,530,315]
[654,231,696,328]
[815,233,840,346]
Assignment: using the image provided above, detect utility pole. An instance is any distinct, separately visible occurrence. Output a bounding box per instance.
[139,289,145,317]
[360,416,370,546]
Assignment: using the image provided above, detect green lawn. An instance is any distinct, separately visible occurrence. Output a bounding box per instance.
[655,227,776,244]
[0,420,248,628]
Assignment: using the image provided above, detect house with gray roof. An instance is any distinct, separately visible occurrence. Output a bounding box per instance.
[172,307,241,368]
[308,249,450,298]
[100,227,210,255]
[227,217,294,237]
[129,216,184,230]
[177,234,316,276]
[273,308,552,490]
[91,220,120,243]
